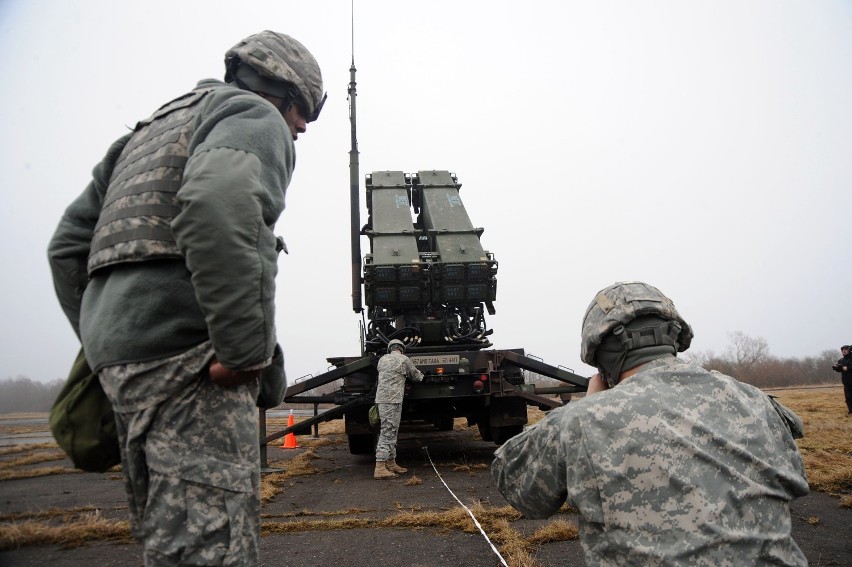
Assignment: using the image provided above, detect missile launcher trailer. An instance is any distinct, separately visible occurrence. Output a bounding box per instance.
[262,61,588,455]
[268,169,588,454]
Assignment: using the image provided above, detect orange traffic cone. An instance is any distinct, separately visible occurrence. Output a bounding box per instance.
[281,410,300,449]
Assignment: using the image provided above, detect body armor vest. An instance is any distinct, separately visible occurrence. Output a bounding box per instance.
[87,87,215,275]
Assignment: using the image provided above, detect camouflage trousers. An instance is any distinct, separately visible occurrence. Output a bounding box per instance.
[375,403,402,461]
[98,341,261,567]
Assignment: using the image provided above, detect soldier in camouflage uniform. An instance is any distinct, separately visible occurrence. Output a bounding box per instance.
[374,339,423,479]
[492,281,809,566]
[48,31,325,566]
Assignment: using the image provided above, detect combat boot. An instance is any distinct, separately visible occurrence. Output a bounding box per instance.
[386,459,408,474]
[374,460,398,480]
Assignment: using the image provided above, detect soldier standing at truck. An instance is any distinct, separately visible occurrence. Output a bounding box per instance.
[492,281,809,566]
[48,31,325,566]
[374,339,423,479]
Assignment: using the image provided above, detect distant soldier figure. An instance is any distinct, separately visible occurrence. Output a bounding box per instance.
[492,281,809,566]
[832,344,852,414]
[374,339,423,479]
[48,31,325,566]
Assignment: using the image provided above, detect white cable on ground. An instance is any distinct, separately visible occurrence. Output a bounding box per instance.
[423,446,509,567]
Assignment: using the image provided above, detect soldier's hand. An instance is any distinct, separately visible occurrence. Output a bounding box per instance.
[208,359,261,387]
[587,373,609,395]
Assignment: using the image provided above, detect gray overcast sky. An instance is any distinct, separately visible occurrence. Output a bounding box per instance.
[1,0,850,383]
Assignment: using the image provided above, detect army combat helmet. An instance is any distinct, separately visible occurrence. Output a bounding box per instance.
[387,339,406,354]
[225,30,326,121]
[581,281,693,387]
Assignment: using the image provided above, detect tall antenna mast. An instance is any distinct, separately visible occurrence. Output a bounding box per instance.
[348,0,363,313]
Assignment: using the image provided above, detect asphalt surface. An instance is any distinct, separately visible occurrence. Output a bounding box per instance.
[1,422,850,567]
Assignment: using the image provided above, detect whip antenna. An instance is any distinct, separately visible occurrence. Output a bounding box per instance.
[349,0,363,313]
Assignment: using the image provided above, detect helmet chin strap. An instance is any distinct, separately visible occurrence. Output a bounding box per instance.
[595,340,628,388]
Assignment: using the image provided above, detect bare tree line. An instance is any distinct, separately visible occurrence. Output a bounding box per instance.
[686,332,840,389]
[0,377,64,413]
[526,332,842,390]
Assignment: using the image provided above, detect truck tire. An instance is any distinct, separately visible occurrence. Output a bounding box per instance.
[492,424,523,445]
[348,433,376,455]
[477,419,493,442]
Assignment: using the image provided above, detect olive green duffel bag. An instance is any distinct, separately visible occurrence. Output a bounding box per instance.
[49,348,121,472]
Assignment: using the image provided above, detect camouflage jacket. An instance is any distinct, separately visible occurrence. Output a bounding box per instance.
[375,351,423,404]
[48,79,294,372]
[492,356,809,566]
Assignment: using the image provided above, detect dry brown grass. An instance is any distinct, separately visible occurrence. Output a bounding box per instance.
[771,387,852,496]
[528,518,580,544]
[452,462,488,473]
[405,474,423,486]
[0,450,68,470]
[0,440,80,481]
[0,466,80,481]
[0,509,131,551]
[262,517,371,533]
[527,406,547,425]
[0,507,100,523]
[300,436,339,448]
[260,500,555,566]
[476,504,579,567]
[264,501,522,534]
[0,443,57,456]
[262,507,373,520]
[1,425,52,435]
[491,517,539,567]
[259,448,328,503]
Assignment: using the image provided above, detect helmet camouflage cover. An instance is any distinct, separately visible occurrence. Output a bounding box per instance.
[581,281,693,366]
[387,339,406,354]
[225,30,325,121]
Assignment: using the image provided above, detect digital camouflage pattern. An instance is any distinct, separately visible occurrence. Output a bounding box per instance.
[88,88,214,275]
[492,356,809,566]
[225,31,324,119]
[375,351,423,461]
[375,403,402,461]
[581,282,694,366]
[375,351,423,404]
[99,341,261,566]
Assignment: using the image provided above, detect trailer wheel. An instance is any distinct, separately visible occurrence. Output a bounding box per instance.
[492,424,523,445]
[347,433,376,455]
[477,420,493,442]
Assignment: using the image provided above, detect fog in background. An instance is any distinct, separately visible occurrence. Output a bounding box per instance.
[1,1,850,384]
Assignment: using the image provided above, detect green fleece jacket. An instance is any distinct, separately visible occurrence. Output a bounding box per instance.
[48,79,294,372]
